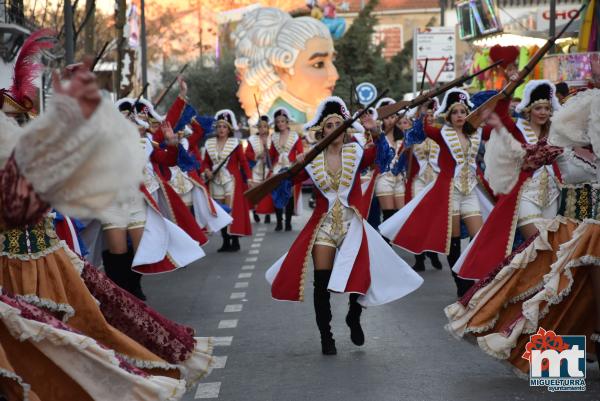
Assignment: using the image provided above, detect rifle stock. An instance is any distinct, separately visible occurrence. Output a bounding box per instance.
[463,92,503,133]
[245,89,389,204]
[377,60,503,120]
[464,3,586,133]
[377,100,410,118]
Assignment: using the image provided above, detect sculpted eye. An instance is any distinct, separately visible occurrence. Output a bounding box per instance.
[312,61,325,68]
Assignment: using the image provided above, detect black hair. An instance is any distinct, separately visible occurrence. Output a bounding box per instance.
[555,81,569,98]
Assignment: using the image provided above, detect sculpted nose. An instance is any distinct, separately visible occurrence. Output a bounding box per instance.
[328,62,339,83]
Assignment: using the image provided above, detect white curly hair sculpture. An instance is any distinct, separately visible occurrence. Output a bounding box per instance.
[232,7,339,125]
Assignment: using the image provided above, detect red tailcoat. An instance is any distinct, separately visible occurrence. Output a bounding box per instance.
[202,138,253,236]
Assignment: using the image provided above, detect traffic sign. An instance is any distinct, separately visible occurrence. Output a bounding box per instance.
[355,82,377,106]
[415,27,456,83]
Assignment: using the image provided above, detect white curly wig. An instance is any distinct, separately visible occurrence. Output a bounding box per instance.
[232,7,331,125]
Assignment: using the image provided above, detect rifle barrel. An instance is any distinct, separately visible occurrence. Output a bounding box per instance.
[91,41,109,71]
[377,59,502,119]
[245,89,389,204]
[154,63,189,107]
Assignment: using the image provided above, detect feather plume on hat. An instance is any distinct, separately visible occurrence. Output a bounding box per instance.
[2,29,56,113]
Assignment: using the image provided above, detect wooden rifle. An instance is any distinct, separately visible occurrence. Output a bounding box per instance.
[377,59,504,120]
[463,3,587,134]
[153,63,190,108]
[244,89,389,205]
[205,144,239,185]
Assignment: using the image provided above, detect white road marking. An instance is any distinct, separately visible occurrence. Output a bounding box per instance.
[255,232,266,237]
[245,257,258,262]
[235,282,249,288]
[230,292,246,299]
[241,265,255,270]
[218,319,238,329]
[238,272,252,279]
[253,237,264,242]
[251,243,261,248]
[224,304,243,313]
[195,382,221,399]
[211,356,228,369]
[248,250,260,255]
[258,227,268,232]
[212,336,233,346]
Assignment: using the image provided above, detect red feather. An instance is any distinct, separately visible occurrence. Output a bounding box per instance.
[9,29,56,105]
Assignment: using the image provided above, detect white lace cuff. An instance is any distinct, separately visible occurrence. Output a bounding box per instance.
[14,97,145,220]
[484,126,526,195]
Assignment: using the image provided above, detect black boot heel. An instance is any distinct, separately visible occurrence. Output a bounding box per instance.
[346,293,365,346]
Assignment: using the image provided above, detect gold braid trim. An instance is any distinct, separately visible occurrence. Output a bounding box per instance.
[445,178,454,254]
[299,213,329,302]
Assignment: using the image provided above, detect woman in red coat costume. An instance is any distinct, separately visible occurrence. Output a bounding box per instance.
[202,110,252,252]
[269,107,304,231]
[266,97,423,355]
[451,80,563,282]
[245,114,275,224]
[379,89,495,297]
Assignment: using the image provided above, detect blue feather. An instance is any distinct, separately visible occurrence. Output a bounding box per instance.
[404,118,426,147]
[374,134,395,172]
[173,103,215,135]
[214,200,231,213]
[271,168,293,209]
[177,143,200,172]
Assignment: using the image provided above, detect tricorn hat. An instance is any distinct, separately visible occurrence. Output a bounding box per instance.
[304,96,363,133]
[435,88,473,118]
[515,80,561,114]
[214,109,239,130]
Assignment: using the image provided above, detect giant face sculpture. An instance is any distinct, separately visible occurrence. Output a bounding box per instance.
[232,7,339,126]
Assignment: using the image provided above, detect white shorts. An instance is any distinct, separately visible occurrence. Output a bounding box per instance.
[180,191,193,207]
[314,204,354,249]
[102,193,147,230]
[210,180,234,200]
[517,197,558,227]
[375,173,405,197]
[452,187,481,218]
[412,177,429,197]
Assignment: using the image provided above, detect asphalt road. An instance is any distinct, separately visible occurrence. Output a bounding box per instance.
[143,203,599,401]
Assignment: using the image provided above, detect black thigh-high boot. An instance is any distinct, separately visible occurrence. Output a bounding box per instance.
[102,251,127,290]
[284,198,294,231]
[314,270,336,355]
[346,293,365,346]
[380,209,398,244]
[230,235,240,252]
[125,248,146,301]
[275,208,283,231]
[264,214,271,224]
[427,251,443,270]
[253,211,260,223]
[413,253,426,271]
[447,237,474,297]
[218,228,231,252]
